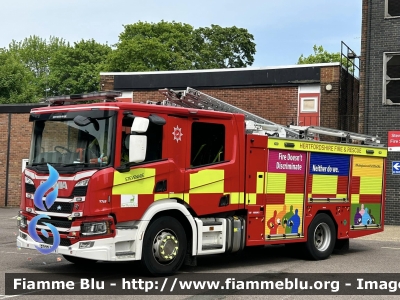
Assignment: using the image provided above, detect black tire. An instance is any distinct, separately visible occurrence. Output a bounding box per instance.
[141,216,187,276]
[62,255,98,264]
[305,213,336,260]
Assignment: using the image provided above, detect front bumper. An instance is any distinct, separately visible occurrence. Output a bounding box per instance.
[16,227,141,262]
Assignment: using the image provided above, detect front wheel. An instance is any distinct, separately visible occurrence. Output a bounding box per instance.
[305,213,336,260]
[141,216,187,276]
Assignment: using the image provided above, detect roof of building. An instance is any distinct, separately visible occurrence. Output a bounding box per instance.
[0,103,47,113]
[100,63,341,91]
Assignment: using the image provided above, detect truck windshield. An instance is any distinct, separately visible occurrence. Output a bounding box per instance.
[28,110,116,168]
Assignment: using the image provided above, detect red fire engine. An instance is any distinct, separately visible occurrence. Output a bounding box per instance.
[17,87,387,276]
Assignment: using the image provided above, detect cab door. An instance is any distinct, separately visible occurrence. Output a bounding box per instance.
[111,112,172,222]
[183,118,241,215]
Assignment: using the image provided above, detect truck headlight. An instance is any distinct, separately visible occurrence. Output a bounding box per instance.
[75,179,89,187]
[17,213,27,228]
[81,221,110,236]
[25,176,34,185]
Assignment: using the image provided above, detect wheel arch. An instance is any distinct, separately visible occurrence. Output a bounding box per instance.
[314,209,338,238]
[314,209,349,252]
[134,199,197,260]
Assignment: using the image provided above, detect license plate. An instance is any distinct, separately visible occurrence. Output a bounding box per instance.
[39,243,52,249]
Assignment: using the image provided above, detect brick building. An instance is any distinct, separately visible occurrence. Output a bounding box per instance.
[0,63,358,210]
[100,63,358,132]
[0,104,45,207]
[359,0,400,224]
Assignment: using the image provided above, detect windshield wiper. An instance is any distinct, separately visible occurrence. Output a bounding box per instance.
[31,162,65,167]
[31,162,47,166]
[61,163,93,167]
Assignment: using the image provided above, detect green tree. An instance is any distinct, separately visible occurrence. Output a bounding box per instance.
[298,44,355,73]
[194,24,256,69]
[108,21,196,71]
[48,39,112,95]
[107,21,256,72]
[297,45,341,64]
[0,49,38,103]
[8,36,68,98]
[8,35,67,77]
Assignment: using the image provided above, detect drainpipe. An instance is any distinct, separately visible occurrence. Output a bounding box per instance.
[365,0,372,134]
[5,113,11,207]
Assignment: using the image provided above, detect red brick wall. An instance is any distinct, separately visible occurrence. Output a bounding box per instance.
[100,75,115,91]
[8,115,33,206]
[0,113,32,207]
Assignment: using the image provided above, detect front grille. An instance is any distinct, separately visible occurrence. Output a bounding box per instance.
[37,219,73,228]
[35,202,73,214]
[40,236,71,247]
[72,186,87,196]
[25,183,36,193]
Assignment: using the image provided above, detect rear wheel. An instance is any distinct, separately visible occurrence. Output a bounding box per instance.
[62,255,98,264]
[305,213,336,260]
[141,216,187,276]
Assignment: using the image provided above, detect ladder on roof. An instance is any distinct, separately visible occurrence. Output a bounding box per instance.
[157,87,301,139]
[290,125,382,147]
[153,87,383,147]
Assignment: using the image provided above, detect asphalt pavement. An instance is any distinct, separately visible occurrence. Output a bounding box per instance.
[1,207,400,300]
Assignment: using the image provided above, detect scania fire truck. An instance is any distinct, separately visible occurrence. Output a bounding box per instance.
[17,87,387,276]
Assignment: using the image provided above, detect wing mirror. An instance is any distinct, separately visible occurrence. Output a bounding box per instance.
[128,117,149,163]
[130,116,149,133]
[73,115,99,131]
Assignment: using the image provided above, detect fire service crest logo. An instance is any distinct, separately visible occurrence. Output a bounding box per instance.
[172,125,183,143]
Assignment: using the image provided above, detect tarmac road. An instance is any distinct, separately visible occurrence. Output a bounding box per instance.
[1,207,400,300]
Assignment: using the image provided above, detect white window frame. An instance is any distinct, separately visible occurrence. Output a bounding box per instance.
[385,0,400,19]
[383,52,400,105]
[300,97,318,112]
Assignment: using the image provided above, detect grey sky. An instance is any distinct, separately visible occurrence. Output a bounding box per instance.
[1,0,362,67]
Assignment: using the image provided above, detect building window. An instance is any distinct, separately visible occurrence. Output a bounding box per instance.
[386,0,400,18]
[383,53,400,105]
[190,122,225,168]
[300,97,318,112]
